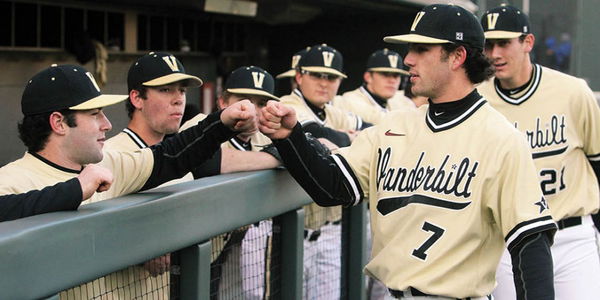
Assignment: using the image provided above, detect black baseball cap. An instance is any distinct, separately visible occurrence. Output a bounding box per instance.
[298,44,347,78]
[366,49,409,75]
[384,4,484,50]
[481,4,530,39]
[225,66,280,101]
[127,52,203,91]
[276,46,311,79]
[22,64,128,116]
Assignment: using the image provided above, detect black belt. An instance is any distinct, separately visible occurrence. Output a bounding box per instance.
[304,229,321,241]
[557,216,582,230]
[389,288,489,300]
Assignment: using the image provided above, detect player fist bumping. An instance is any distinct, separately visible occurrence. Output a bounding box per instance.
[220,99,257,134]
[259,100,297,140]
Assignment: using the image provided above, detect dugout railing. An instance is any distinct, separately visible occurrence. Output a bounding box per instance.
[0,169,368,300]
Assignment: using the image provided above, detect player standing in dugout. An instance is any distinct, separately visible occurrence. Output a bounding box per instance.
[259,4,556,300]
[477,4,600,299]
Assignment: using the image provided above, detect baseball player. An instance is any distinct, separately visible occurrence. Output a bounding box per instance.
[0,164,113,222]
[259,4,557,300]
[276,46,311,92]
[333,49,416,124]
[0,64,256,299]
[478,5,600,299]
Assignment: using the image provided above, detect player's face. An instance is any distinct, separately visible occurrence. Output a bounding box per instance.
[219,93,266,137]
[365,71,401,99]
[404,44,452,100]
[141,82,187,135]
[296,71,341,108]
[484,36,532,81]
[64,109,112,165]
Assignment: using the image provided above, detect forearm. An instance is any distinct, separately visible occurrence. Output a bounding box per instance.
[509,231,554,300]
[273,123,362,207]
[143,110,236,190]
[0,178,82,222]
[220,148,280,173]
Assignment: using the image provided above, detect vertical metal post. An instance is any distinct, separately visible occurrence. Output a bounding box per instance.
[342,202,367,300]
[274,208,305,300]
[180,241,212,300]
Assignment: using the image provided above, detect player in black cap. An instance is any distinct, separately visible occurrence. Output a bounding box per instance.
[478,4,600,300]
[259,4,556,299]
[334,49,415,124]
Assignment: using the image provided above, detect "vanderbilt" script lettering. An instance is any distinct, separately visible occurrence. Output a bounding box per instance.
[520,115,567,149]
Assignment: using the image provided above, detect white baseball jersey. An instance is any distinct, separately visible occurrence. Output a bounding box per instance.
[334,91,555,297]
[335,86,416,124]
[479,64,600,220]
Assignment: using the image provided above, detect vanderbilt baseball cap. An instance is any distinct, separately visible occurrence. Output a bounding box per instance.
[127,52,203,91]
[225,66,280,101]
[481,4,530,39]
[366,49,409,75]
[384,4,484,50]
[21,64,128,115]
[276,46,311,79]
[298,44,347,78]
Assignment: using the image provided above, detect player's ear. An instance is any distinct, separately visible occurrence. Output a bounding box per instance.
[48,111,69,135]
[129,89,144,110]
[363,72,372,84]
[217,97,228,110]
[523,34,535,53]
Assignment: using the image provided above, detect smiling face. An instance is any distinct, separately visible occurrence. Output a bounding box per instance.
[403,43,453,100]
[135,82,187,136]
[484,35,534,88]
[64,109,112,165]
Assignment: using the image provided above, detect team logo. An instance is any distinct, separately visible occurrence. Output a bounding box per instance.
[486,13,500,30]
[518,115,568,159]
[535,197,549,213]
[410,11,426,31]
[384,129,405,137]
[85,72,101,92]
[387,55,398,68]
[322,51,335,67]
[291,55,301,68]
[162,55,180,72]
[456,32,463,41]
[251,72,265,88]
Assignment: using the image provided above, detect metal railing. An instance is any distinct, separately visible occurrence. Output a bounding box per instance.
[0,170,367,300]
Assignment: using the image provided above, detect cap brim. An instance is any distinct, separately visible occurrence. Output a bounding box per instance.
[143,73,203,87]
[384,34,452,44]
[484,31,524,39]
[368,67,410,75]
[301,67,347,79]
[275,69,296,79]
[69,94,128,110]
[227,88,281,101]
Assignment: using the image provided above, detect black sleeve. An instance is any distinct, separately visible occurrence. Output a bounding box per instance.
[360,121,373,130]
[588,159,600,231]
[301,121,351,147]
[0,178,82,222]
[272,123,363,207]
[191,148,222,179]
[509,231,554,300]
[142,110,235,190]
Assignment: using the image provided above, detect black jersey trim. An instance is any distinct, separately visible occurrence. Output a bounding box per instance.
[587,153,600,161]
[426,97,487,132]
[494,64,542,105]
[331,154,364,206]
[123,128,148,149]
[293,89,326,126]
[29,152,81,174]
[505,215,557,250]
[359,86,388,112]
[376,194,471,216]
[228,136,251,151]
[532,145,568,159]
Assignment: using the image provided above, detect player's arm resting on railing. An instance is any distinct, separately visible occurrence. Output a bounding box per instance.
[142,100,256,190]
[260,101,362,207]
[509,231,554,300]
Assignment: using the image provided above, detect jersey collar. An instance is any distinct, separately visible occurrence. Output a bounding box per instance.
[29,151,82,174]
[493,64,542,105]
[122,128,148,149]
[228,136,252,151]
[293,89,327,124]
[426,89,487,132]
[360,85,388,111]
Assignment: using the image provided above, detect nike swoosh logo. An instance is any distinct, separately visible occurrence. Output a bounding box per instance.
[385,130,405,136]
[434,111,444,116]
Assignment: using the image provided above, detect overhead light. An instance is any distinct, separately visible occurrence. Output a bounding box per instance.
[204,0,257,17]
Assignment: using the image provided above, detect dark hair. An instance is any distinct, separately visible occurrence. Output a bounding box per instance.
[18,109,77,153]
[441,43,494,84]
[126,85,148,119]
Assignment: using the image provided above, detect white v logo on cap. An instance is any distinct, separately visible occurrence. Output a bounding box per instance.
[487,13,500,30]
[252,72,265,88]
[387,55,398,68]
[85,72,101,92]
[162,56,180,72]
[291,55,301,68]
[410,11,426,31]
[322,51,335,67]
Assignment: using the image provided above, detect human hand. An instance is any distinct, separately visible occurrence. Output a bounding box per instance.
[77,164,113,200]
[220,99,258,134]
[259,101,297,140]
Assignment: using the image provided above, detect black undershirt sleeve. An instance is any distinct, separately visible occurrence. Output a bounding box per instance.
[301,122,351,147]
[509,231,555,300]
[588,159,600,231]
[191,148,222,179]
[272,123,363,207]
[0,178,82,222]
[142,110,235,190]
[360,121,373,130]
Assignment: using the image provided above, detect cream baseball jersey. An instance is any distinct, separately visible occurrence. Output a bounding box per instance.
[335,92,555,297]
[281,89,362,131]
[0,150,153,205]
[479,64,600,221]
[335,86,416,124]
